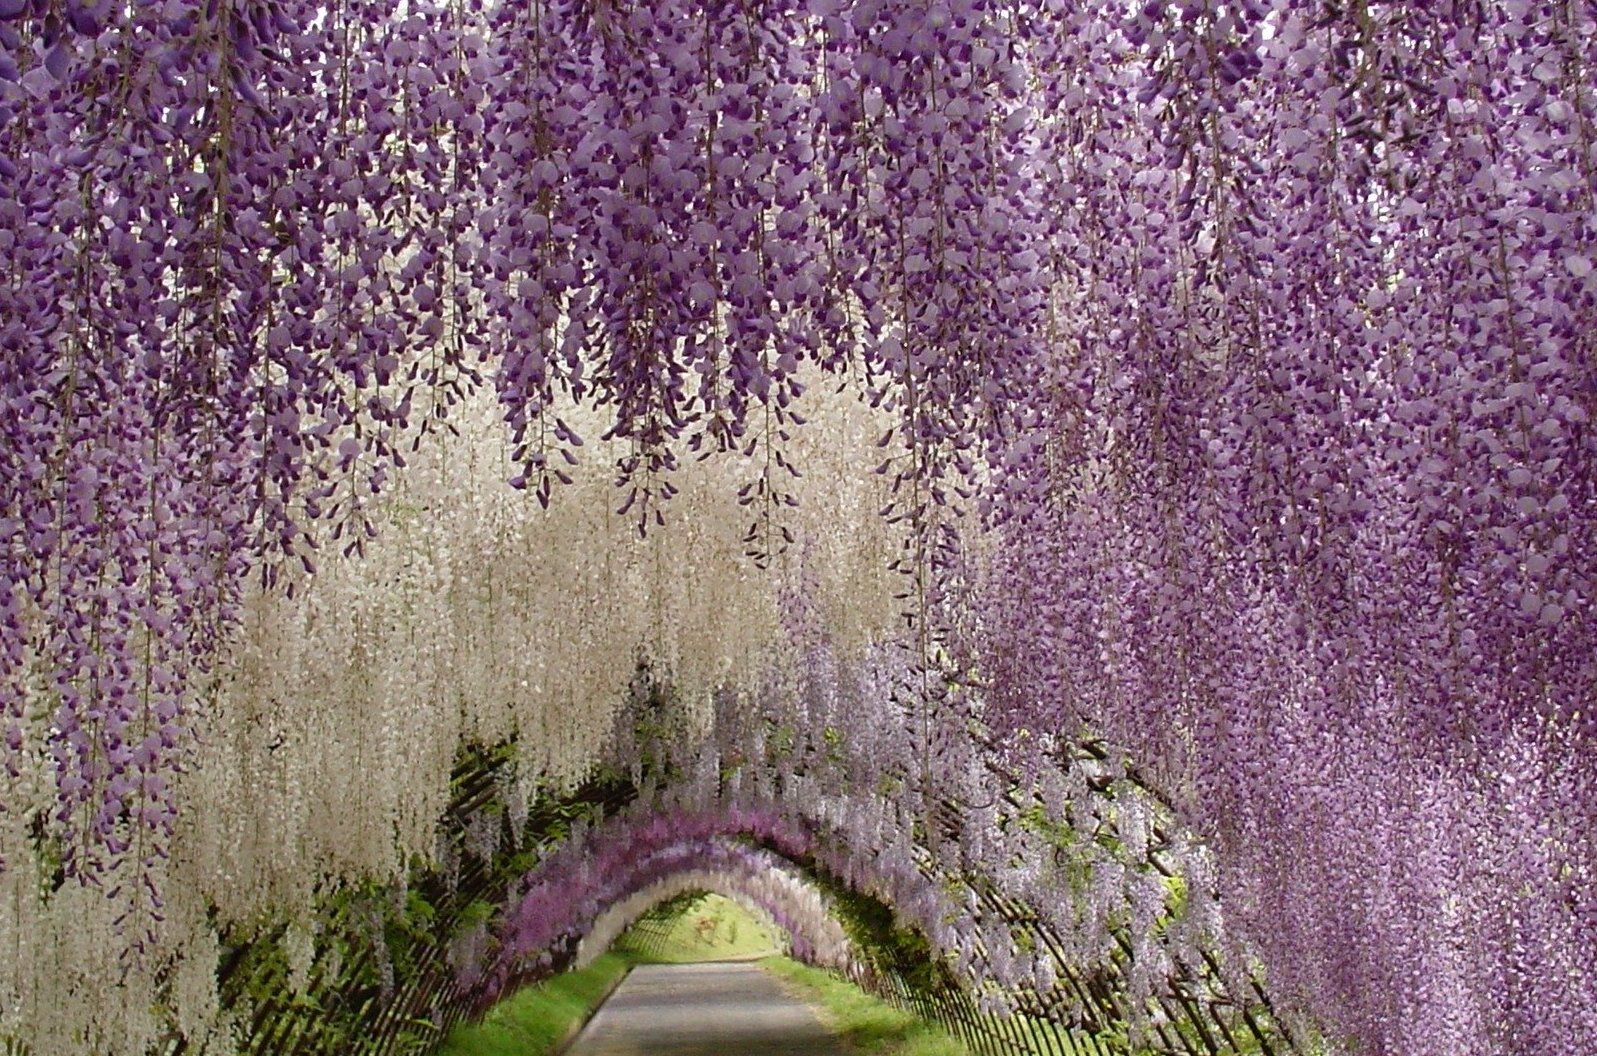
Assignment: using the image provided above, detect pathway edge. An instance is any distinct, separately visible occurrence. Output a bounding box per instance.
[548,963,633,1056]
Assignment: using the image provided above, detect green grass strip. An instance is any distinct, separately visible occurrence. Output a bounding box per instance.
[436,951,633,1056]
[761,956,967,1056]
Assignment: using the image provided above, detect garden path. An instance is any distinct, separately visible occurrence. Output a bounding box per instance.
[563,961,845,1056]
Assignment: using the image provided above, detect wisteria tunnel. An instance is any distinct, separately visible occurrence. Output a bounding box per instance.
[0,2,1593,1055]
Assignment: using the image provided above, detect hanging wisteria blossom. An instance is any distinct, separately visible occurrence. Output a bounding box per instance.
[0,1,1592,1055]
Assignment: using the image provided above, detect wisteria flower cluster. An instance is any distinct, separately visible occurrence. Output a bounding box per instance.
[0,2,1592,1055]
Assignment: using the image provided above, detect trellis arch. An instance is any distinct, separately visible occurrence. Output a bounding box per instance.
[574,860,852,969]
[1,5,1591,1055]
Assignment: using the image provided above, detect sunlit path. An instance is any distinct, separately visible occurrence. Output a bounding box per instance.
[565,962,844,1056]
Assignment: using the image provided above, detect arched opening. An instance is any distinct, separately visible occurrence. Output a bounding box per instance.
[577,866,850,972]
[604,890,784,963]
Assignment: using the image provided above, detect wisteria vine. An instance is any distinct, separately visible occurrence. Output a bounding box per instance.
[1,2,1593,1056]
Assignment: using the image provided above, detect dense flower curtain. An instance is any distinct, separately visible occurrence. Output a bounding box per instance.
[0,2,1592,1055]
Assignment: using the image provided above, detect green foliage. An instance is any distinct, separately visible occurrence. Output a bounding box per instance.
[499,849,542,880]
[1015,803,1073,848]
[1155,873,1189,937]
[807,869,947,994]
[767,724,798,758]
[453,899,497,936]
[1095,1019,1162,1056]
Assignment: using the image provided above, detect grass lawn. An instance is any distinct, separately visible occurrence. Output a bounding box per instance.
[435,950,635,1056]
[761,956,967,1056]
